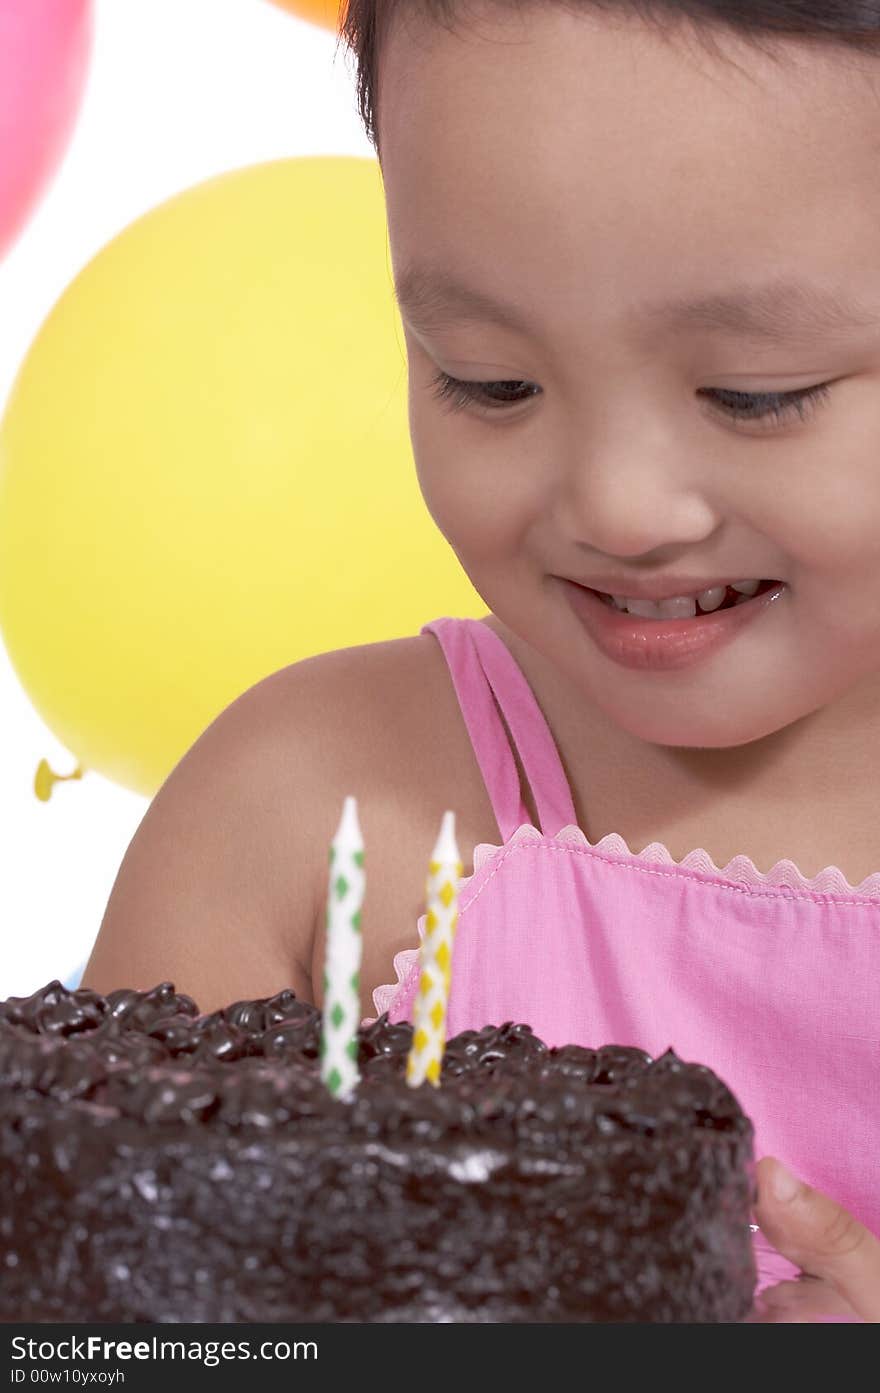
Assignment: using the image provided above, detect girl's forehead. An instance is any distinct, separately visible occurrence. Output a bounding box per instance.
[379,7,878,176]
[378,10,880,335]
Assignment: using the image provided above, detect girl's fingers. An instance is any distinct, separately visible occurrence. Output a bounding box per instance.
[754,1156,880,1322]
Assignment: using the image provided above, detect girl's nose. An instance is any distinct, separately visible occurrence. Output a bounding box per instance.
[553,428,721,559]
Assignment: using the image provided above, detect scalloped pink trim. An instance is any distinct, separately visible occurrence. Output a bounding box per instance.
[361,821,880,1025]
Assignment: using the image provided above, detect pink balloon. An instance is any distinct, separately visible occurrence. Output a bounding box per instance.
[0,0,94,261]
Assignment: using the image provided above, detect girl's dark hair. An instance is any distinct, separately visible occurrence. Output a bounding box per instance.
[336,0,880,155]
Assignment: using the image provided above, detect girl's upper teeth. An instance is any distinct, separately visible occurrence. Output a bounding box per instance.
[609,579,762,618]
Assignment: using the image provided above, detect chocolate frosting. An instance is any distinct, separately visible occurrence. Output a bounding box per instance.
[0,981,757,1323]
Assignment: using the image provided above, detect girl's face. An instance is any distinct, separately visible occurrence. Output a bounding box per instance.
[378,7,880,749]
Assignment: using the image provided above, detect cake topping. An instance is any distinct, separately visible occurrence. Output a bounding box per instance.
[0,980,751,1143]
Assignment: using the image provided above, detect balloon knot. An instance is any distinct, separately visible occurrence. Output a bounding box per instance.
[34,759,85,802]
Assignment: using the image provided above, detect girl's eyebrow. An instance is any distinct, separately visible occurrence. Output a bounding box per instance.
[393,264,880,347]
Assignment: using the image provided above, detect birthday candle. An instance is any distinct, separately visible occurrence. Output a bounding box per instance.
[406,810,463,1088]
[320,795,365,1100]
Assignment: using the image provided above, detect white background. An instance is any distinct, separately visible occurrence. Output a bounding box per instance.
[0,0,372,996]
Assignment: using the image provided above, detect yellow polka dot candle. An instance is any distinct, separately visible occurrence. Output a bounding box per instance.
[406,810,463,1088]
[320,795,365,1100]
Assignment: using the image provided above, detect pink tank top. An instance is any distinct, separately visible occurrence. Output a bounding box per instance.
[364,616,880,1256]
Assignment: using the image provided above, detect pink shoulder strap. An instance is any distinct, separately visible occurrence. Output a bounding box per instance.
[420,617,578,842]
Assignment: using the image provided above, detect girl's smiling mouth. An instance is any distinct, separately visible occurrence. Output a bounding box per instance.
[560,577,788,671]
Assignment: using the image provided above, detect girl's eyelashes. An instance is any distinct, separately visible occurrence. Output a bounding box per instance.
[428,369,835,429]
[430,372,540,414]
[699,383,834,428]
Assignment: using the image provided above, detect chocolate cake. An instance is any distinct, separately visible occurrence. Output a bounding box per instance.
[0,980,757,1322]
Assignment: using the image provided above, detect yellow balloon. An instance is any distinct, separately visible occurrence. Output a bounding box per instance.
[0,157,486,797]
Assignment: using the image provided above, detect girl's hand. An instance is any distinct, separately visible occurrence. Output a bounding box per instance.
[753,1156,880,1322]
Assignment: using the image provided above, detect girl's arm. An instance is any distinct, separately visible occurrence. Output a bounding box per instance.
[81,666,325,1017]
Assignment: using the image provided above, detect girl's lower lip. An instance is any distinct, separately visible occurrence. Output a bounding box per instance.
[560,578,787,671]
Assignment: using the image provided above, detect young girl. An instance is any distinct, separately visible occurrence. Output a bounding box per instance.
[84,1,880,1318]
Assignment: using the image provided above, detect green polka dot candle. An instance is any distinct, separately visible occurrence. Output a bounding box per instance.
[406,810,463,1088]
[320,795,365,1100]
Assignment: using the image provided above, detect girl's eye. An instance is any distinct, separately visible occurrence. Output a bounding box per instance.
[428,370,834,428]
[429,372,539,414]
[699,383,834,427]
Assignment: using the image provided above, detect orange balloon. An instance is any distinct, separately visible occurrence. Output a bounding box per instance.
[267,0,344,33]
